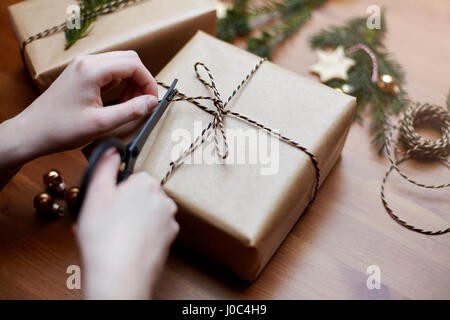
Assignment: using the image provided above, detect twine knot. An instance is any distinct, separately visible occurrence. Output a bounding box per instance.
[157,59,321,205]
[193,62,229,159]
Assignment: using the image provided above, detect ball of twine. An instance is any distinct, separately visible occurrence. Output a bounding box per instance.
[399,103,450,160]
[381,102,450,235]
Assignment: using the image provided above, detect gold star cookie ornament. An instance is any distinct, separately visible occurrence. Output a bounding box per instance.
[310,46,356,82]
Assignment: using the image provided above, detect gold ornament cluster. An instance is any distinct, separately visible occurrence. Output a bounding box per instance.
[33,169,79,216]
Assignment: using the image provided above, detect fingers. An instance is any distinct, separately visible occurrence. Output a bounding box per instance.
[94,95,158,132]
[124,172,178,217]
[125,171,163,195]
[170,219,180,241]
[101,78,122,94]
[85,51,158,97]
[88,148,121,193]
[119,78,145,103]
[69,51,161,136]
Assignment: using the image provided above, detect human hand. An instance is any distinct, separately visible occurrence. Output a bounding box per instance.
[77,150,178,299]
[13,50,158,162]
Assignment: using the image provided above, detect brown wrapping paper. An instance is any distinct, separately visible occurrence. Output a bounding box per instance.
[8,0,216,91]
[135,31,356,281]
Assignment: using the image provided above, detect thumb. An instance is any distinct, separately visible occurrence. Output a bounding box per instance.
[88,148,121,193]
[78,149,120,225]
[97,95,158,131]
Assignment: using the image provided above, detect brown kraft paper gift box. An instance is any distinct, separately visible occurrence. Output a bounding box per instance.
[134,31,356,281]
[8,0,216,91]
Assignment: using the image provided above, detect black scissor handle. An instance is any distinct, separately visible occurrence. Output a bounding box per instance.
[75,79,179,220]
[75,139,127,218]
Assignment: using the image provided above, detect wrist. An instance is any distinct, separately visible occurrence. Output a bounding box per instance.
[0,113,41,165]
[83,258,154,300]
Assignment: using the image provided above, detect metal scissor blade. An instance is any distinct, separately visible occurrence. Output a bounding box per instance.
[128,79,178,155]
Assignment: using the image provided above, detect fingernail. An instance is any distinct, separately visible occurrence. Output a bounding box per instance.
[103,148,118,159]
[147,95,158,111]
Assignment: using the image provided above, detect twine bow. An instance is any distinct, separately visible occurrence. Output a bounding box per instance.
[157,59,321,205]
[381,103,450,235]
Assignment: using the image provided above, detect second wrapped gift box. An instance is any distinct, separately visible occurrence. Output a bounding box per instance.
[8,0,216,91]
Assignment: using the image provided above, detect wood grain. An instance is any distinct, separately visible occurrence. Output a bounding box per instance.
[0,0,448,299]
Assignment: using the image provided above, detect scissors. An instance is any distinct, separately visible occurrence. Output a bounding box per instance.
[75,79,178,218]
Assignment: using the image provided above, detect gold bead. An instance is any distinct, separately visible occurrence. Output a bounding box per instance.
[50,203,65,216]
[377,74,399,95]
[43,169,62,188]
[53,181,66,196]
[34,192,53,212]
[64,186,80,209]
[33,192,65,216]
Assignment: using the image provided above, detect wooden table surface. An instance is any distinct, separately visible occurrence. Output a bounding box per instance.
[0,0,449,299]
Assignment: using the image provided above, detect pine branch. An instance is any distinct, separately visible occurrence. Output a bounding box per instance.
[309,11,409,151]
[218,0,327,59]
[247,0,319,59]
[65,0,129,49]
[217,0,251,42]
